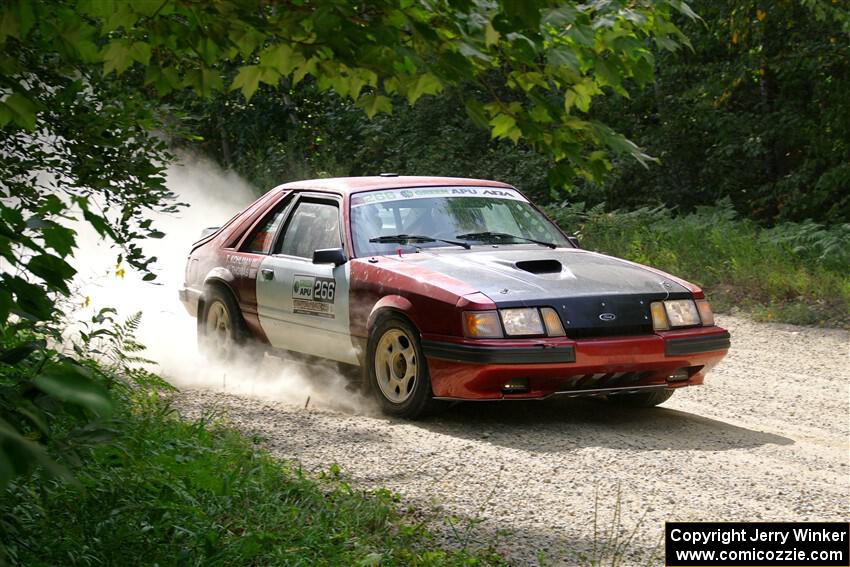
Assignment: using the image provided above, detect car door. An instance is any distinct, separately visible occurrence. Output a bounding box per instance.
[255,194,358,365]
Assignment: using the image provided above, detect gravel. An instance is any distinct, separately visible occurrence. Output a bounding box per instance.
[174,315,850,565]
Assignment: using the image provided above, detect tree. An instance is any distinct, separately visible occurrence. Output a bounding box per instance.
[569,0,850,224]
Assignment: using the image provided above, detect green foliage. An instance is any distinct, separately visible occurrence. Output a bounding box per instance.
[188,83,554,202]
[31,362,113,418]
[763,221,850,273]
[574,0,850,224]
[0,394,502,566]
[1,0,693,186]
[190,1,850,228]
[346,89,552,201]
[0,331,108,485]
[0,309,173,489]
[546,200,850,328]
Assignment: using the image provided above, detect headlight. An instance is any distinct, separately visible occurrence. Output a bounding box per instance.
[462,307,566,338]
[665,299,701,326]
[500,308,544,336]
[651,299,701,330]
[463,311,502,338]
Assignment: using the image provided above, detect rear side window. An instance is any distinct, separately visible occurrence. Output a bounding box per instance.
[223,190,289,249]
[243,206,288,254]
[276,201,341,258]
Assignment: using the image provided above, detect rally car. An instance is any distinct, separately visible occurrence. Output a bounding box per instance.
[179,175,730,418]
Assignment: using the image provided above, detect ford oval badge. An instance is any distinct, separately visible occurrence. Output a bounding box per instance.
[599,312,617,321]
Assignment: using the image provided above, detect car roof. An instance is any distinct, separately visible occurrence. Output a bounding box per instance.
[274,175,515,196]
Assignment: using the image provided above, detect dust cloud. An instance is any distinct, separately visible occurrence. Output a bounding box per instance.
[71,153,372,414]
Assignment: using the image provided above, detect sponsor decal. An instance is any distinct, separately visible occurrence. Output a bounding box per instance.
[225,253,257,277]
[292,274,336,318]
[350,186,527,207]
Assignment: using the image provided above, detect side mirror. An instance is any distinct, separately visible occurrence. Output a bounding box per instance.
[566,235,580,248]
[312,247,347,266]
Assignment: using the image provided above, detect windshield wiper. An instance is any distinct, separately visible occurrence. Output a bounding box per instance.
[369,234,470,250]
[455,231,557,249]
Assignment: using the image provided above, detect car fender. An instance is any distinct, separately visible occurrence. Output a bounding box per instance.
[198,267,238,317]
[203,266,237,288]
[367,295,418,332]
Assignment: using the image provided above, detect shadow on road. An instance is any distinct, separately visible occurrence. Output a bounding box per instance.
[178,389,792,456]
[415,397,793,452]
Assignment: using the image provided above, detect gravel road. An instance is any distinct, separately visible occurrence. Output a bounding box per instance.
[175,315,849,565]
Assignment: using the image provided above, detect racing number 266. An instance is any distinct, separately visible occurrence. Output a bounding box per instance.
[314,279,335,302]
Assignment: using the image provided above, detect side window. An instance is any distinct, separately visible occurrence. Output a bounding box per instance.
[276,201,341,258]
[242,204,288,254]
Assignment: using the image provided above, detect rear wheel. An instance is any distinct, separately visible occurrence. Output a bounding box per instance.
[198,286,246,362]
[366,315,434,419]
[607,389,674,407]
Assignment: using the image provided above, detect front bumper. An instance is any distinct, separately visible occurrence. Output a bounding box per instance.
[421,327,730,400]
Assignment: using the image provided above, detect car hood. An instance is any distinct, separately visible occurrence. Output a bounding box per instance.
[398,247,690,302]
[392,247,693,334]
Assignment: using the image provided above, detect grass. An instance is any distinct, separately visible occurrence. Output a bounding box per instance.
[546,200,850,329]
[576,486,661,567]
[0,393,502,566]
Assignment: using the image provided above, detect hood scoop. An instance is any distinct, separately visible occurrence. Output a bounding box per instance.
[515,259,562,274]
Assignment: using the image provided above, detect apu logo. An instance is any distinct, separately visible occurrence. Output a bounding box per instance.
[293,278,314,299]
[599,312,617,321]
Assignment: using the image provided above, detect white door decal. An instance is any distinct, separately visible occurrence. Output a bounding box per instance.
[255,256,358,365]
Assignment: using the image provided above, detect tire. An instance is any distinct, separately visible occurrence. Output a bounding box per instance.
[607,388,674,408]
[198,286,247,363]
[366,315,435,419]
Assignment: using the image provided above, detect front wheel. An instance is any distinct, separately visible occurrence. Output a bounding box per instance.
[366,315,435,419]
[607,389,674,407]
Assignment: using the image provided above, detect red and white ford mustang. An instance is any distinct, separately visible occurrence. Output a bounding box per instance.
[179,175,730,418]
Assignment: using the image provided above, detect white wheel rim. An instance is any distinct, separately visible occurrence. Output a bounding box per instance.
[205,301,233,357]
[375,328,417,404]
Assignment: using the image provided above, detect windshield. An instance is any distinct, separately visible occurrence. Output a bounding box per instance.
[350,186,569,256]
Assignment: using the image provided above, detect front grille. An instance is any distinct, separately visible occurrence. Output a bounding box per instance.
[565,324,654,340]
[560,371,653,391]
